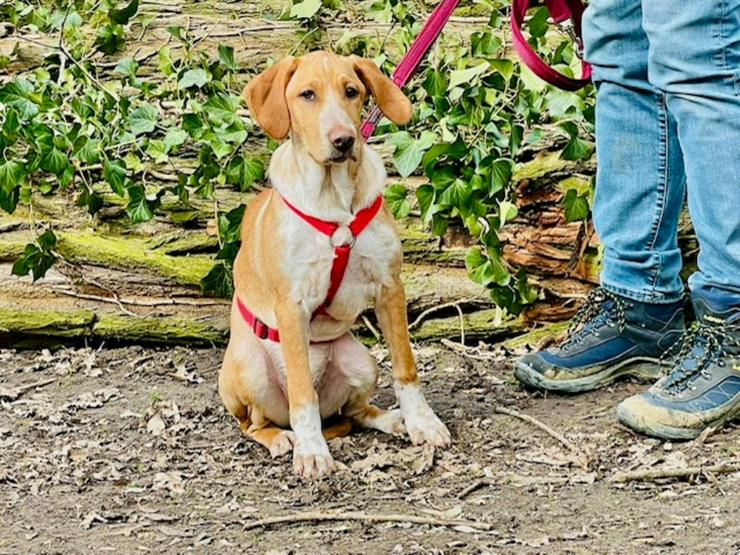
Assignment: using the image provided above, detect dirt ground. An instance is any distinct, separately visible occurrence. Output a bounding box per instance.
[0,342,738,555]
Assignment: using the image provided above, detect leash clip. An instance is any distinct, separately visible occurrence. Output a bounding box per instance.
[564,24,585,60]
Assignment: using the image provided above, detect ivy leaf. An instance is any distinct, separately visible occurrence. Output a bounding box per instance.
[146,140,168,163]
[384,184,411,219]
[75,139,101,165]
[158,46,175,76]
[448,62,489,90]
[218,45,237,72]
[109,0,139,24]
[489,250,511,286]
[561,136,594,161]
[164,127,188,151]
[178,69,210,89]
[389,131,435,178]
[562,189,590,222]
[3,107,21,136]
[290,0,322,19]
[0,160,23,194]
[416,184,438,224]
[128,103,158,135]
[528,7,550,38]
[498,200,518,225]
[0,80,39,119]
[438,178,472,210]
[204,94,240,125]
[11,230,57,282]
[103,159,127,196]
[489,59,514,81]
[490,159,512,195]
[226,155,264,191]
[0,185,19,213]
[114,57,138,77]
[126,184,157,223]
[95,23,125,54]
[40,148,70,176]
[218,205,245,244]
[201,261,233,298]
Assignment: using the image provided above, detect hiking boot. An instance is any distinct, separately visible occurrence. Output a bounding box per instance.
[514,288,685,393]
[617,297,740,440]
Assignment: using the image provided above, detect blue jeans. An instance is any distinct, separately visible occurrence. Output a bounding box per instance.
[582,0,740,307]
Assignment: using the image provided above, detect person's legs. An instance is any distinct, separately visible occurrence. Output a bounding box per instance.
[641,0,740,307]
[617,1,740,438]
[514,0,686,393]
[586,0,687,304]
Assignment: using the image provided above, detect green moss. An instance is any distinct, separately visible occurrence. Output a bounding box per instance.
[514,151,575,182]
[94,314,227,345]
[502,321,570,351]
[56,231,215,286]
[0,308,95,337]
[412,309,525,342]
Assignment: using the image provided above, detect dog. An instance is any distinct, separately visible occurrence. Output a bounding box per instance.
[219,51,451,479]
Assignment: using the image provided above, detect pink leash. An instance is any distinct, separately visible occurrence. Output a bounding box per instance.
[360,0,460,139]
[511,0,592,91]
[361,0,590,140]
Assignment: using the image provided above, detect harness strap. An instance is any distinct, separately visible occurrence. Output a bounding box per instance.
[236,296,281,342]
[510,0,592,91]
[238,195,384,342]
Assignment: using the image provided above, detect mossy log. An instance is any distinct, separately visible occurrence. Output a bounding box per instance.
[412,309,527,343]
[0,303,522,349]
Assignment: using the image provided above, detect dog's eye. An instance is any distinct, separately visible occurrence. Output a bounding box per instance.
[299,90,315,101]
[345,87,359,99]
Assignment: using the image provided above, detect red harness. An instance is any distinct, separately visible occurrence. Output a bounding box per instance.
[237,195,384,342]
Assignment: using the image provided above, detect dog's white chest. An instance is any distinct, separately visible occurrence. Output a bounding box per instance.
[282,216,400,322]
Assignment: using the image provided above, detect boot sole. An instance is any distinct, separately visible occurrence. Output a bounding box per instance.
[616,397,740,441]
[514,357,662,394]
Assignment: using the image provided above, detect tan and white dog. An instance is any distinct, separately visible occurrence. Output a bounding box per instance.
[219,51,451,479]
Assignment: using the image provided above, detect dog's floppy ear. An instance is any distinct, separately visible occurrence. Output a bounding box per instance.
[243,56,299,140]
[352,57,412,126]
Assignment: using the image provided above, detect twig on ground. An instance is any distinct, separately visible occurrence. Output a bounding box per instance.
[610,462,740,484]
[455,303,465,345]
[458,478,494,499]
[0,378,57,401]
[408,299,471,329]
[493,406,579,454]
[362,316,381,342]
[242,510,494,531]
[440,339,500,363]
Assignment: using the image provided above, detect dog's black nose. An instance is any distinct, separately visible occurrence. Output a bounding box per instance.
[332,135,355,153]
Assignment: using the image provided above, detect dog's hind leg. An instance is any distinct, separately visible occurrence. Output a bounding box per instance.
[322,416,353,440]
[243,408,296,459]
[219,340,295,458]
[330,333,405,436]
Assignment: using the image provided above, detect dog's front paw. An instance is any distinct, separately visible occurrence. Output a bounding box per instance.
[292,438,335,479]
[404,409,451,447]
[268,430,295,458]
[395,383,451,447]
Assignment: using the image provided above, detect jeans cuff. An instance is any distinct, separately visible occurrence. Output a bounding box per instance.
[600,280,685,305]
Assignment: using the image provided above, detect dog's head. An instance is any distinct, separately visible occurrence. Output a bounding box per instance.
[243,51,412,165]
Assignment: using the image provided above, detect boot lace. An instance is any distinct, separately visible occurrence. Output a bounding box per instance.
[659,319,740,395]
[559,288,629,349]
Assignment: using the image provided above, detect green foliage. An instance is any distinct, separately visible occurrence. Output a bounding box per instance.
[0,0,263,295]
[12,229,57,281]
[358,1,595,313]
[0,0,596,313]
